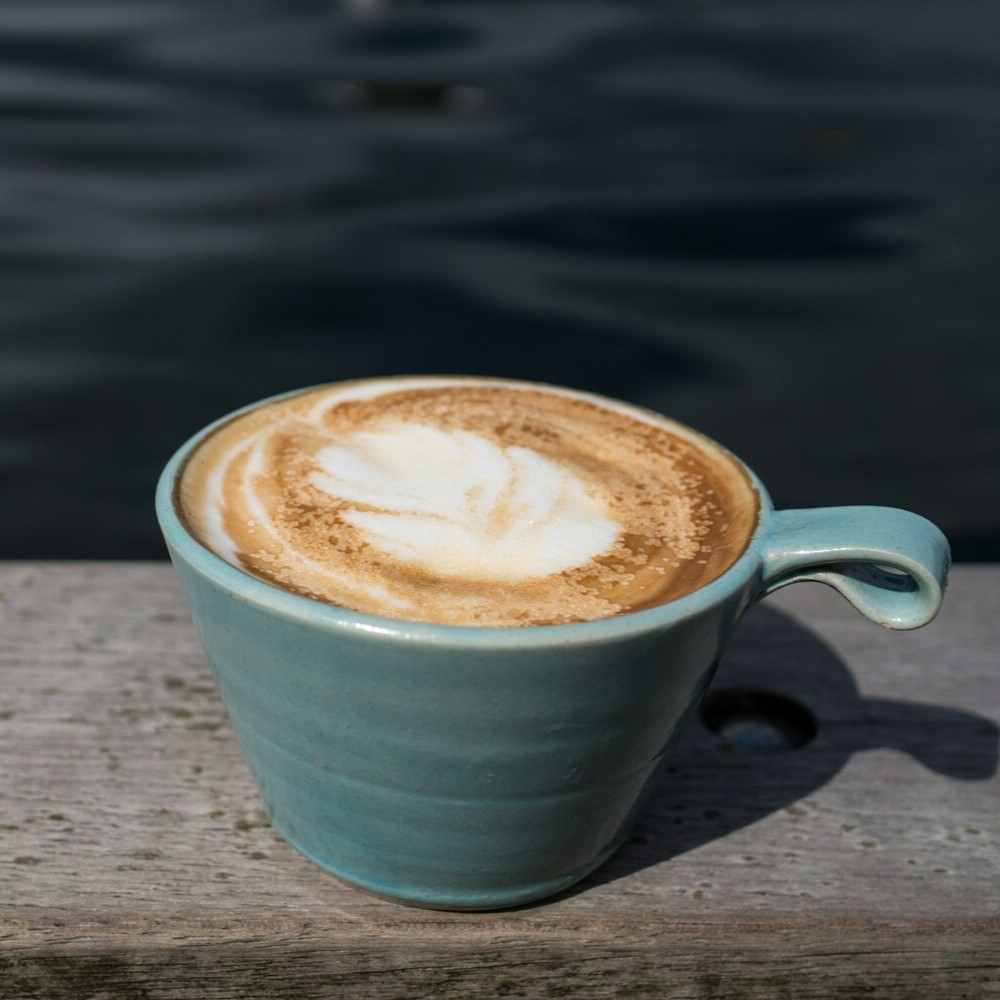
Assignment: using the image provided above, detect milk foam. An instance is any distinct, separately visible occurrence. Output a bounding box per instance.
[312,424,619,580]
[178,378,758,626]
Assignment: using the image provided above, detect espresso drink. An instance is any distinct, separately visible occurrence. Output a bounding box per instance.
[177,377,758,627]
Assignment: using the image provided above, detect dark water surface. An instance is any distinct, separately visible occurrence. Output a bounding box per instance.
[1,0,998,558]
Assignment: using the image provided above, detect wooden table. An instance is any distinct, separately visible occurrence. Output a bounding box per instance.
[1,563,997,998]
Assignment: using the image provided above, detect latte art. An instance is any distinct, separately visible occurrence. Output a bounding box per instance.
[311,424,619,580]
[178,378,759,626]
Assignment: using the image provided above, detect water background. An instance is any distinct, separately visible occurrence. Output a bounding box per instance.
[2,0,998,559]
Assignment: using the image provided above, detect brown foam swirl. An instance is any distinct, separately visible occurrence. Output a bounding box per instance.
[177,378,759,626]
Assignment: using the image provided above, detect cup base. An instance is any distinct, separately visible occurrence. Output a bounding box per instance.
[277,824,619,911]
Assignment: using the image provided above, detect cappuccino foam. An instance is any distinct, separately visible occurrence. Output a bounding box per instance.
[177,378,758,626]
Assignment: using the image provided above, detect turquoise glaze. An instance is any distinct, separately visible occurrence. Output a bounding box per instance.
[156,390,950,910]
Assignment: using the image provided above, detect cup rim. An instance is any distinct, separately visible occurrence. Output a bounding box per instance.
[155,377,774,648]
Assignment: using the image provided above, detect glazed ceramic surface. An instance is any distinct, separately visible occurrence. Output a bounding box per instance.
[156,385,949,909]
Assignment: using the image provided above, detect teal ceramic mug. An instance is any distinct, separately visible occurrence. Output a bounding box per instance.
[156,379,949,910]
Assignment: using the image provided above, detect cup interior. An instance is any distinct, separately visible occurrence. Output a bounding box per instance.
[157,377,770,643]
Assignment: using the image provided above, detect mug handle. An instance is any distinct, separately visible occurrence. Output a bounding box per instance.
[760,507,951,630]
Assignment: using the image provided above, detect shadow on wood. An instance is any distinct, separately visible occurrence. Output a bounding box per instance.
[581,602,999,891]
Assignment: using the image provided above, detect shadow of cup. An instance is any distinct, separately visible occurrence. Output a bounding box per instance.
[584,603,999,887]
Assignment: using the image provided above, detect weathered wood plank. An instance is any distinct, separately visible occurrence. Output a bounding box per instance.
[1,919,997,1000]
[1,563,998,997]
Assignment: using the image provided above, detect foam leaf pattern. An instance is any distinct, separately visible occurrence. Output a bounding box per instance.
[310,423,620,580]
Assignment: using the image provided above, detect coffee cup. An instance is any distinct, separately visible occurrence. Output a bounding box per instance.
[156,377,949,909]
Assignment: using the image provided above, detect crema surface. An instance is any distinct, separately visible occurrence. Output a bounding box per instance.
[177,378,758,626]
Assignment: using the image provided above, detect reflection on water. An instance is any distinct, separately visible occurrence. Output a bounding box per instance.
[1,0,998,557]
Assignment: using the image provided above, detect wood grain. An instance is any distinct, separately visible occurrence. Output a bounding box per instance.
[1,563,998,998]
